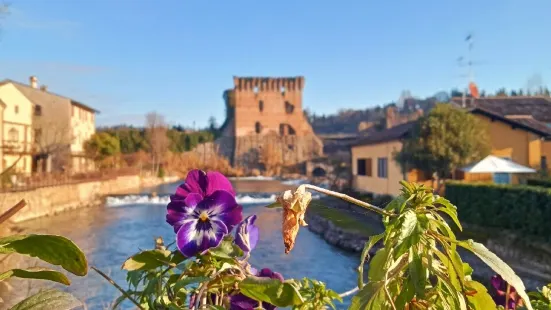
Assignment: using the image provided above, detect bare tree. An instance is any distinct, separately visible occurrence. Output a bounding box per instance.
[145,112,169,176]
[32,121,75,173]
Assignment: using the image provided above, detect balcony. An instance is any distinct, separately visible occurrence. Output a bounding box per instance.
[2,140,35,154]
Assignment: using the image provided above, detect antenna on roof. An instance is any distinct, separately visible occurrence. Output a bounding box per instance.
[458,32,477,107]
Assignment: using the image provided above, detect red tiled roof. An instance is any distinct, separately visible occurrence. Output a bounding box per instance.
[352,121,416,146]
[451,97,551,137]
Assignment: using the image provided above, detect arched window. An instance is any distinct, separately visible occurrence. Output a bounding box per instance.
[279,123,296,136]
[259,100,264,112]
[255,122,262,134]
[8,128,18,141]
[285,101,294,114]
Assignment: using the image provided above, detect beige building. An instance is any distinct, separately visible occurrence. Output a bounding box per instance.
[351,98,551,196]
[0,76,98,173]
[0,82,35,173]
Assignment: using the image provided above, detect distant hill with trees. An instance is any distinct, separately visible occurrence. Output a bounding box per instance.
[308,87,551,135]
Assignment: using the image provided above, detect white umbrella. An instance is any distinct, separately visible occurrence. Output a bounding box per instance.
[460,155,537,174]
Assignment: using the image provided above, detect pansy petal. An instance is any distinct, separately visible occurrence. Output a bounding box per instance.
[230,294,258,310]
[167,201,192,232]
[176,218,228,257]
[175,170,208,198]
[196,219,228,254]
[176,219,201,257]
[258,268,284,282]
[185,193,203,208]
[198,190,243,230]
[248,224,259,251]
[235,215,259,253]
[206,171,235,196]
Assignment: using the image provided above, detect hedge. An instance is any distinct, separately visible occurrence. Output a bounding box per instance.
[526,178,551,188]
[445,181,551,240]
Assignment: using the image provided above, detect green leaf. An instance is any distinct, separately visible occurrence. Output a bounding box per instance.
[0,234,87,276]
[239,276,304,307]
[358,232,384,288]
[173,276,209,293]
[10,288,82,310]
[368,248,388,282]
[208,239,243,259]
[385,195,406,212]
[435,196,463,231]
[466,281,497,309]
[0,268,70,285]
[395,278,415,309]
[409,248,426,298]
[397,210,417,245]
[349,281,386,310]
[122,249,171,271]
[463,263,474,277]
[459,240,533,310]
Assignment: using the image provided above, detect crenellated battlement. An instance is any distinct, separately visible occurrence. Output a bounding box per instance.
[232,76,305,92]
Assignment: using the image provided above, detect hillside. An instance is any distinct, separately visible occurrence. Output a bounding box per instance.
[309,97,438,135]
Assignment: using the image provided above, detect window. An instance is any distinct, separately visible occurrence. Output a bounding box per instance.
[365,158,372,177]
[255,122,262,134]
[377,157,388,178]
[285,101,294,114]
[34,105,42,116]
[8,128,18,141]
[357,159,366,176]
[493,173,511,184]
[72,105,76,117]
[542,156,548,171]
[259,100,264,112]
[14,105,19,114]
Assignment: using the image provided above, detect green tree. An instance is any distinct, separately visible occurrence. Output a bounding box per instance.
[394,103,491,185]
[84,132,121,163]
[495,88,508,96]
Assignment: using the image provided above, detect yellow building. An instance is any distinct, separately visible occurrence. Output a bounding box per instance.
[0,76,99,174]
[0,82,35,173]
[351,98,551,195]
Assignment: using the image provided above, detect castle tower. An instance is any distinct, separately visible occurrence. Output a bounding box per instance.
[229,76,309,137]
[217,76,323,168]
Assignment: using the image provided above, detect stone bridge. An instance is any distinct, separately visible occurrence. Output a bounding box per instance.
[305,157,333,178]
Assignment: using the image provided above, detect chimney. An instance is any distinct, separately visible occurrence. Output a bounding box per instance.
[40,85,48,92]
[29,76,38,89]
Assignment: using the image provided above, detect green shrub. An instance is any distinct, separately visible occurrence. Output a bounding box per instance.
[527,178,551,188]
[445,181,551,240]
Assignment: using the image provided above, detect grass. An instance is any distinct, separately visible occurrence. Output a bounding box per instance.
[307,201,380,238]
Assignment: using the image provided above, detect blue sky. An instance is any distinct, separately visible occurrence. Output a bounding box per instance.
[0,0,550,128]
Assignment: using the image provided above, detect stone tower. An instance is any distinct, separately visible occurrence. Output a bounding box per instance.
[218,76,323,168]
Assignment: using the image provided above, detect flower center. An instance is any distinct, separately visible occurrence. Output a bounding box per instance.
[199,211,209,222]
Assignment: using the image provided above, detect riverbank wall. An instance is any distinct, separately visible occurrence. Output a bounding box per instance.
[307,197,551,290]
[0,175,180,223]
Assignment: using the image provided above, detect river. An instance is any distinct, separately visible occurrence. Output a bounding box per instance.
[5,180,359,309]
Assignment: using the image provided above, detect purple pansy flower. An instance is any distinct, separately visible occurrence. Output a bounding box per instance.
[167,169,236,233]
[230,268,284,310]
[491,275,519,309]
[166,170,242,257]
[235,215,259,253]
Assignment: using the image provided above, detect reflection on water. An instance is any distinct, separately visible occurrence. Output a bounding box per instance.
[5,182,359,309]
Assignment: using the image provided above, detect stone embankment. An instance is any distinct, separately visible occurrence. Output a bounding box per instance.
[306,211,378,253]
[306,197,551,290]
[0,175,179,223]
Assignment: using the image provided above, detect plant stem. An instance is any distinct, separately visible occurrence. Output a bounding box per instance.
[91,266,144,310]
[0,200,26,225]
[505,284,511,310]
[339,287,359,298]
[303,184,395,217]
